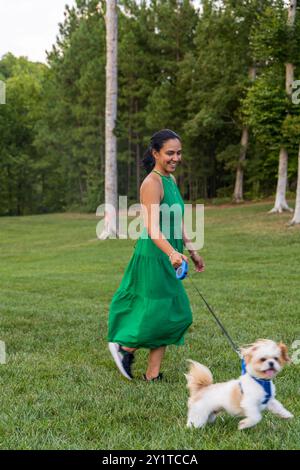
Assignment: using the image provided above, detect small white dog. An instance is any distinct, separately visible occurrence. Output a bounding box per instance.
[185,339,293,430]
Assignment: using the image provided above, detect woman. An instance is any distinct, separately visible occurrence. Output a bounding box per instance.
[107,129,205,381]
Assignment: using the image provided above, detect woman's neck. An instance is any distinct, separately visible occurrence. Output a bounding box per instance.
[153,167,170,176]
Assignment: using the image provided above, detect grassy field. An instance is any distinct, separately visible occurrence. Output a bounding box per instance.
[0,202,299,450]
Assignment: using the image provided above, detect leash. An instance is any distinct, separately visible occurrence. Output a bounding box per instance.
[187,273,243,360]
[180,265,272,403]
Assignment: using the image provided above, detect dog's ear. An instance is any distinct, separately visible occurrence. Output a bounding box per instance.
[240,345,257,364]
[240,347,251,364]
[278,342,291,364]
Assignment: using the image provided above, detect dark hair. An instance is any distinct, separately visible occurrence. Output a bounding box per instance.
[141,129,182,174]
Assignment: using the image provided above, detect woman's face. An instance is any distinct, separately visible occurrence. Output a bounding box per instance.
[153,138,182,174]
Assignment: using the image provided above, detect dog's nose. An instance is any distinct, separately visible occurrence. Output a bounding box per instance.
[268,361,274,368]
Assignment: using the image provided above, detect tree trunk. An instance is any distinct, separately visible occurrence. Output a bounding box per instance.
[136,140,140,201]
[289,144,300,224]
[287,0,297,27]
[128,124,132,198]
[188,163,192,201]
[233,66,256,203]
[233,127,249,203]
[269,148,292,213]
[270,0,296,214]
[99,0,119,239]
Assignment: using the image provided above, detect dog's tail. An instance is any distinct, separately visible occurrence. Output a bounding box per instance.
[184,360,213,395]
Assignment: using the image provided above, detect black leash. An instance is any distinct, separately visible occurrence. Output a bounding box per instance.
[187,274,242,360]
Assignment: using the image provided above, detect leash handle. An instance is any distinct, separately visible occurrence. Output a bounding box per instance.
[188,274,242,360]
[175,259,188,280]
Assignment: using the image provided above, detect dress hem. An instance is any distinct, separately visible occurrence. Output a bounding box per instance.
[107,339,185,349]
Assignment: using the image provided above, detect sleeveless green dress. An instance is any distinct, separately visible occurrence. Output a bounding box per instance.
[107,170,193,349]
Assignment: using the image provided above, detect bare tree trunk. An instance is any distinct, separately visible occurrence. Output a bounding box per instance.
[287,0,297,27]
[289,144,300,224]
[136,140,140,200]
[233,127,249,203]
[99,0,119,239]
[188,163,192,201]
[270,0,296,214]
[269,148,291,213]
[128,124,132,198]
[286,63,295,96]
[233,66,256,203]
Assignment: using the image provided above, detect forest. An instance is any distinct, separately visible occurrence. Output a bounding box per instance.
[0,0,300,217]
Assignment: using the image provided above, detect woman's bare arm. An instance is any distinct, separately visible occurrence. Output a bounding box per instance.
[182,221,198,255]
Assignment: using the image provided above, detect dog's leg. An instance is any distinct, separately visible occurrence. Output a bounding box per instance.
[238,401,262,430]
[267,399,294,419]
[207,412,217,424]
[238,414,262,430]
[187,403,211,429]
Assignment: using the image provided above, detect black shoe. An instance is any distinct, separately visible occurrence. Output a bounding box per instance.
[108,343,135,380]
[142,373,163,382]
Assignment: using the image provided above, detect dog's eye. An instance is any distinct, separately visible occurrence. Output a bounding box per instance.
[274,357,279,361]
[260,358,266,362]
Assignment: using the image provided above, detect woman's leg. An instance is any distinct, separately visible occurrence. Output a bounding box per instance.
[145,346,166,379]
[108,343,137,380]
[122,347,138,353]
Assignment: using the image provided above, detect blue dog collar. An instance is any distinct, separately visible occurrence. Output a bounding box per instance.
[240,359,272,405]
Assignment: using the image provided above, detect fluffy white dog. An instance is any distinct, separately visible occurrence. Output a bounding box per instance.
[185,339,293,430]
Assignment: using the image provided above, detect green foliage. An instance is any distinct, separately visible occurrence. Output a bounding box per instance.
[243,0,300,191]
[243,66,287,147]
[1,0,300,214]
[0,55,48,215]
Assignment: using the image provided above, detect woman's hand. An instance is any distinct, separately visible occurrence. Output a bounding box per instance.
[170,252,188,269]
[190,252,205,272]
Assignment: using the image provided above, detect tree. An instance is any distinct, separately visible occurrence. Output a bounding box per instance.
[270,0,296,213]
[99,0,119,238]
[0,54,47,215]
[290,144,300,224]
[35,1,107,212]
[243,0,300,205]
[181,0,252,199]
[3,0,300,215]
[144,0,199,196]
[117,0,159,201]
[288,0,300,225]
[229,0,264,203]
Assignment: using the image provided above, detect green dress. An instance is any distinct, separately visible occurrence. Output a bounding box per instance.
[107,170,193,349]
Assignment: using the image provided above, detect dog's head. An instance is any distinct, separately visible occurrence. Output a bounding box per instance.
[240,339,290,380]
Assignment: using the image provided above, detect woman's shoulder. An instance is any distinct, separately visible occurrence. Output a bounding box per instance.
[140,172,163,202]
[140,171,162,189]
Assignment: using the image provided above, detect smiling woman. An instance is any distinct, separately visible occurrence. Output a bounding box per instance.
[107,129,205,383]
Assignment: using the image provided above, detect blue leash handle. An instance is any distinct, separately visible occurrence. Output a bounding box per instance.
[175,259,188,280]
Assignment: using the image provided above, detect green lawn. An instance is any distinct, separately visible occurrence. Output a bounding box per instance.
[0,203,299,450]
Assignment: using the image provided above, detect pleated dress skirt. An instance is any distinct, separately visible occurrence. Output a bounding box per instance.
[107,173,193,349]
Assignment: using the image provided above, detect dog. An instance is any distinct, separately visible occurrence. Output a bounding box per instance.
[185,339,294,430]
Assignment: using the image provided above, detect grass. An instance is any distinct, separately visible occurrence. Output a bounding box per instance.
[0,202,299,450]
